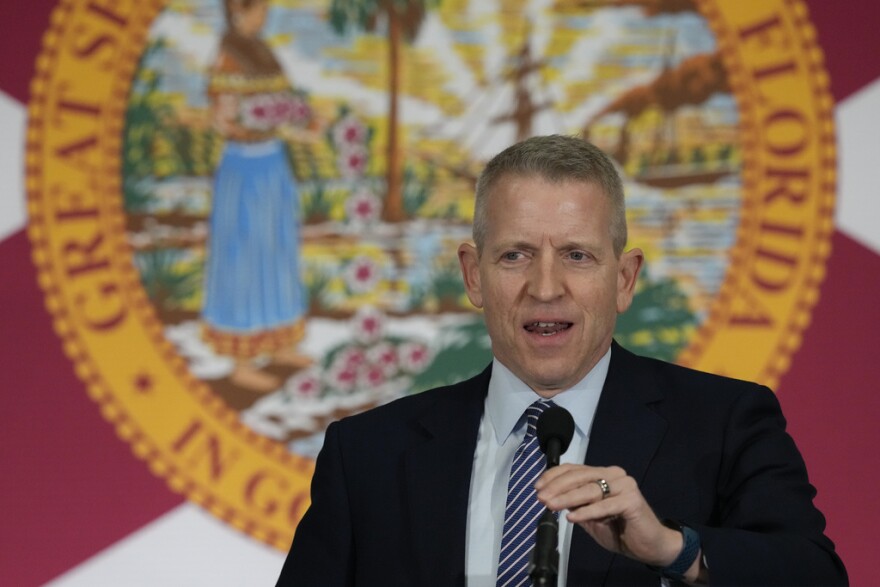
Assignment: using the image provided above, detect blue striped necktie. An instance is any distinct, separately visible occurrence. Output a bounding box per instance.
[497,399,555,587]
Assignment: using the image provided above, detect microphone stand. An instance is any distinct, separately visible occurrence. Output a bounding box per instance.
[529,434,565,586]
[529,509,560,587]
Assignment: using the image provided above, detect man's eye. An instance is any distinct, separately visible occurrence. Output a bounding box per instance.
[503,252,522,261]
[569,251,586,261]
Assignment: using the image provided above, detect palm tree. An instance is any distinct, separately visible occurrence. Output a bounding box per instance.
[328,0,439,222]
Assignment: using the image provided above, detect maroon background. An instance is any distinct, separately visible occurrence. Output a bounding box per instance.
[2,1,879,584]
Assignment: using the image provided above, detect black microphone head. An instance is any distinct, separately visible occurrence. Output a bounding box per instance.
[537,406,575,456]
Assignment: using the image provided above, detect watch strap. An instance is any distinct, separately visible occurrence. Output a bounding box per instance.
[647,519,701,582]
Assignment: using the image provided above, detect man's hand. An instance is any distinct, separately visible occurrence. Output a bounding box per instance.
[534,464,700,579]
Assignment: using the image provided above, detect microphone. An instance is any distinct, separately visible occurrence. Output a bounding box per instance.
[537,406,575,467]
[529,406,575,587]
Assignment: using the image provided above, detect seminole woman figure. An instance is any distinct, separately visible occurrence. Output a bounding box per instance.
[203,0,313,392]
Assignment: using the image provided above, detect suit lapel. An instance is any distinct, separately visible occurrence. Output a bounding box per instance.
[395,347,667,585]
[568,343,668,586]
[403,368,489,586]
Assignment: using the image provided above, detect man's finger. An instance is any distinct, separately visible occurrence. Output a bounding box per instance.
[565,496,626,523]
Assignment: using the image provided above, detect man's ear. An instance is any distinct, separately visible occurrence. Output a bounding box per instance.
[458,243,483,309]
[616,247,644,314]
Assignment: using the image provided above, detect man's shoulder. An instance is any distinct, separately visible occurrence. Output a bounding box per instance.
[612,342,774,405]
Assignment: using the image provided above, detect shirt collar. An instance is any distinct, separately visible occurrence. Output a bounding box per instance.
[486,347,611,445]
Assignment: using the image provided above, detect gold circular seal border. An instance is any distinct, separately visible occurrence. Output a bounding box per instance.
[25,0,835,550]
[26,0,314,550]
[681,0,835,385]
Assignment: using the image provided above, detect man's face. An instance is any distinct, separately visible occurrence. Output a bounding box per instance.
[458,174,643,397]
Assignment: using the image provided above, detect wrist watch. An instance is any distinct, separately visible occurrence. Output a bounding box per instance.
[647,519,701,582]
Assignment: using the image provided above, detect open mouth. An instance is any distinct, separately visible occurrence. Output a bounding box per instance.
[524,322,573,336]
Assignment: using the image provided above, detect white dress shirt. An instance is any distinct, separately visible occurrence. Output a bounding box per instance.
[465,349,610,586]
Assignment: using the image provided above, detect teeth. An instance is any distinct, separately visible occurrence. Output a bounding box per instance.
[526,321,570,336]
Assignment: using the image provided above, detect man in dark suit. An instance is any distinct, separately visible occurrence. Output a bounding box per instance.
[277,135,846,586]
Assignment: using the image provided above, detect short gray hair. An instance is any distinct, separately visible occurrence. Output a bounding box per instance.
[472,135,627,256]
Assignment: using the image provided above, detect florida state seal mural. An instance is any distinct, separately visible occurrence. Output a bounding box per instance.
[27,0,835,549]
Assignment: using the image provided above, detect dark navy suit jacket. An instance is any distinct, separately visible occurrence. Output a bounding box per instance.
[277,342,846,586]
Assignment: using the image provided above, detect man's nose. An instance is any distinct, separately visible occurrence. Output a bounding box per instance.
[527,254,565,301]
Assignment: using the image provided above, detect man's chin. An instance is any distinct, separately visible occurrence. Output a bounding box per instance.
[522,369,576,397]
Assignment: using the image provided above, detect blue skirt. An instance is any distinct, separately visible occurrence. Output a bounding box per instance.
[202,140,307,356]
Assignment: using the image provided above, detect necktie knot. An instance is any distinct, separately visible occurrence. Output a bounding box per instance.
[523,399,554,440]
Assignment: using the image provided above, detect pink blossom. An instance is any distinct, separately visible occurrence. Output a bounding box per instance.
[332,114,368,147]
[332,346,366,371]
[287,368,323,399]
[345,256,381,294]
[240,96,274,130]
[289,98,312,124]
[240,92,308,130]
[358,363,386,388]
[337,144,369,179]
[345,189,381,225]
[352,306,385,344]
[272,101,292,120]
[367,342,398,376]
[326,362,358,393]
[398,341,432,374]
